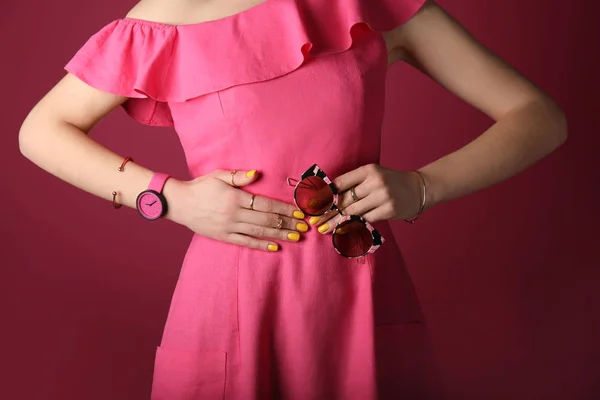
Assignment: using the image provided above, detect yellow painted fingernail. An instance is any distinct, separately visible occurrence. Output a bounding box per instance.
[318,223,329,234]
[246,170,257,178]
[309,216,321,225]
[267,244,279,252]
[293,210,305,219]
[288,232,300,241]
[296,223,309,232]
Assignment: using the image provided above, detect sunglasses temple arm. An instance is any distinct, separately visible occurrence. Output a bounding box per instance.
[288,177,321,191]
[287,177,300,187]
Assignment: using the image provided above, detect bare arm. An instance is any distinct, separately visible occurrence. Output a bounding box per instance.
[387,0,568,208]
[18,72,188,221]
[19,70,305,251]
[318,1,568,231]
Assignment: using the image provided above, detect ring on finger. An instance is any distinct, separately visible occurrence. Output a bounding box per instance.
[350,186,359,203]
[249,194,255,210]
[230,169,237,187]
[275,214,283,230]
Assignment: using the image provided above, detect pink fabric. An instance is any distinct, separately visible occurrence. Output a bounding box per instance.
[66,0,439,398]
[65,0,425,127]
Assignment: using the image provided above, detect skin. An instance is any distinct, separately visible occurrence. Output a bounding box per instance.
[316,0,567,233]
[18,0,567,252]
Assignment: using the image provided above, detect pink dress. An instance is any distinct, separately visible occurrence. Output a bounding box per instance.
[65,0,439,398]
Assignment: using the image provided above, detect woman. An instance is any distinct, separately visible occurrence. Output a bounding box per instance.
[18,0,567,398]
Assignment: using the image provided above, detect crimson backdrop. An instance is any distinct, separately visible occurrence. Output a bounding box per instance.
[2,1,598,399]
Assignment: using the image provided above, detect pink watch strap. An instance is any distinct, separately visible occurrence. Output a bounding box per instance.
[148,172,171,193]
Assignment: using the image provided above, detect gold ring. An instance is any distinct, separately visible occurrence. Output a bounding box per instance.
[230,169,237,187]
[350,186,359,202]
[275,214,283,230]
[249,194,255,210]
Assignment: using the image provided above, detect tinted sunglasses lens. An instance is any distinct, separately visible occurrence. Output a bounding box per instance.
[333,220,373,258]
[294,176,334,215]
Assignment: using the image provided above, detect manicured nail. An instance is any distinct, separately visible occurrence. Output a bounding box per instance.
[309,216,321,225]
[296,223,309,232]
[246,170,257,178]
[293,210,305,219]
[318,223,329,234]
[267,244,279,252]
[288,232,300,241]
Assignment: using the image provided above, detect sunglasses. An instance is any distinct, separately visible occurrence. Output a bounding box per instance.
[287,164,385,259]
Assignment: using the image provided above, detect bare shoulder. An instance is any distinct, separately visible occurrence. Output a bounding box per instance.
[125,0,267,25]
[30,0,194,132]
[124,0,191,24]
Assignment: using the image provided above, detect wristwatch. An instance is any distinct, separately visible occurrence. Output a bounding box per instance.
[136,172,171,220]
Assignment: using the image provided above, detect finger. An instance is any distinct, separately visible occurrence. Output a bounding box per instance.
[309,208,339,229]
[227,233,280,252]
[312,182,371,232]
[235,222,303,243]
[236,209,309,233]
[337,183,368,210]
[360,206,390,225]
[306,184,366,227]
[316,195,380,234]
[238,192,305,220]
[211,168,260,187]
[332,164,372,193]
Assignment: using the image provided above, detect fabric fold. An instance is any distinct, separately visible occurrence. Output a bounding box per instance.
[64,0,426,127]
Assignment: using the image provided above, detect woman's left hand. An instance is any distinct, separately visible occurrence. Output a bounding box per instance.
[312,163,424,234]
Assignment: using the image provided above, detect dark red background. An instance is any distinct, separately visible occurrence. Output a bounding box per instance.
[2,1,598,399]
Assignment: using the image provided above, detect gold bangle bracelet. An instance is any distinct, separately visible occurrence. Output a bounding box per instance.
[404,170,427,224]
[113,156,134,209]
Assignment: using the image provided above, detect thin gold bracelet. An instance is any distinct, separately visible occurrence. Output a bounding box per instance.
[404,170,427,224]
[112,156,134,209]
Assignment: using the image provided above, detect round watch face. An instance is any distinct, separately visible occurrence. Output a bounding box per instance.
[137,190,165,220]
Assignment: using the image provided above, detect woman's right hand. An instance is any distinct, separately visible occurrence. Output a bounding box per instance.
[163,169,308,251]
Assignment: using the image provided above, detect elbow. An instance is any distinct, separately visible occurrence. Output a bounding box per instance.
[550,104,568,149]
[538,98,568,150]
[18,111,48,162]
[18,117,34,160]
[18,114,40,161]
